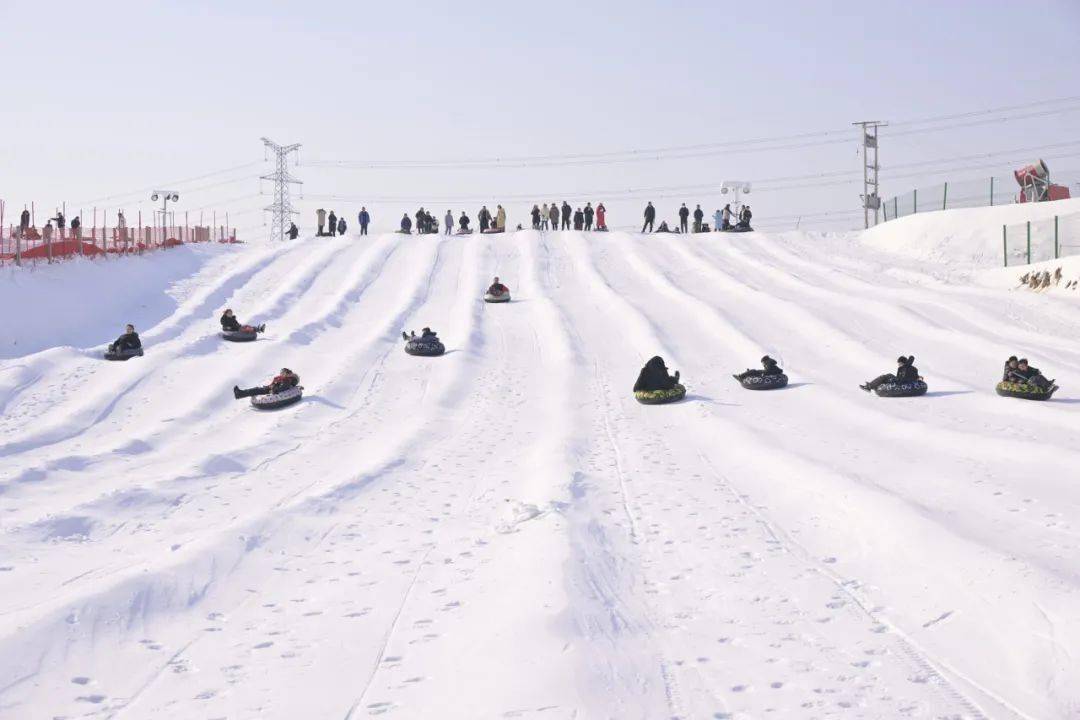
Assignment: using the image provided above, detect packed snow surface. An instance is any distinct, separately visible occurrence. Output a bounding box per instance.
[1,229,1078,719]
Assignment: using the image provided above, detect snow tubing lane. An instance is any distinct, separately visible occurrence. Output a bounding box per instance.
[634,384,687,405]
[995,381,1055,400]
[252,386,303,410]
[405,340,445,357]
[104,347,144,361]
[874,380,928,397]
[221,330,258,342]
[740,373,789,390]
[484,293,511,303]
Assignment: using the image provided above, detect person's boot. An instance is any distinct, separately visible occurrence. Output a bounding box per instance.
[859,383,871,392]
[257,324,266,333]
[233,385,243,399]
[401,331,409,341]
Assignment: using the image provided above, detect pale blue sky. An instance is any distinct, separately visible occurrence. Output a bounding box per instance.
[2,0,1078,235]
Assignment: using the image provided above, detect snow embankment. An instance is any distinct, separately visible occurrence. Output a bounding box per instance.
[861,196,1080,268]
[0,242,269,359]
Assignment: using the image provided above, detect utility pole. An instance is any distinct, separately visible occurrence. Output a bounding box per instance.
[853,120,886,228]
[261,137,302,242]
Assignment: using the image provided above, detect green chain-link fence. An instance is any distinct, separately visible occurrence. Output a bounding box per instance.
[883,174,1078,222]
[1002,212,1080,266]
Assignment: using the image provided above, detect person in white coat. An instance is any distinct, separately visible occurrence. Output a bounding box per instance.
[713,209,723,231]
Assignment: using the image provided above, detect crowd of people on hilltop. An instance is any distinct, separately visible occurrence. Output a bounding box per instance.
[302,200,761,238]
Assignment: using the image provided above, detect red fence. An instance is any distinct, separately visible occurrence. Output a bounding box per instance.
[1,224,239,265]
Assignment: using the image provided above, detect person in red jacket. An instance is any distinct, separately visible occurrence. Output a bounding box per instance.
[596,203,607,230]
[233,368,300,399]
[487,276,509,296]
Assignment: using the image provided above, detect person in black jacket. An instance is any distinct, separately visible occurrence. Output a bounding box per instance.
[573,208,584,230]
[1007,358,1055,391]
[287,222,299,240]
[221,309,265,334]
[234,368,300,399]
[400,214,413,233]
[415,208,427,234]
[583,203,594,230]
[861,355,920,392]
[642,202,656,233]
[459,212,471,232]
[530,205,541,230]
[560,201,572,230]
[678,204,690,233]
[1002,356,1019,381]
[478,206,490,232]
[634,356,680,392]
[735,355,784,381]
[402,327,439,342]
[109,324,141,353]
[328,211,338,237]
[692,205,704,232]
[738,205,753,229]
[358,208,370,235]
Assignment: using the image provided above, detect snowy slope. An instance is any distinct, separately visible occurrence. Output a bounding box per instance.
[1,229,1078,720]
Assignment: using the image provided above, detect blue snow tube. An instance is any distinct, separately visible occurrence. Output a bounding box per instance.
[738,373,788,390]
[252,385,303,410]
[104,347,144,361]
[405,339,445,357]
[874,380,927,397]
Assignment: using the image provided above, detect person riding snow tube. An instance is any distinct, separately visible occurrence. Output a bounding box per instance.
[104,324,144,360]
[484,277,511,303]
[633,356,686,404]
[997,358,1058,399]
[234,368,303,409]
[733,355,788,390]
[220,309,266,342]
[860,355,926,397]
[403,328,445,356]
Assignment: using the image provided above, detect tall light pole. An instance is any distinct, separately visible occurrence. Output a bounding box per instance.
[853,121,886,228]
[151,190,180,243]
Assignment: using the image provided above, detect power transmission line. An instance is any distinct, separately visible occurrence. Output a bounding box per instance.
[261,137,302,242]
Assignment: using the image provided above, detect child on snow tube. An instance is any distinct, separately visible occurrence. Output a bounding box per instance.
[633,356,685,404]
[105,324,143,360]
[998,356,1058,399]
[234,368,302,407]
[485,277,511,302]
[220,309,266,339]
[734,355,788,389]
[403,328,445,356]
[860,355,926,397]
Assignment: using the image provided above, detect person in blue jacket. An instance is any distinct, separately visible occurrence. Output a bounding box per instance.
[358,207,370,236]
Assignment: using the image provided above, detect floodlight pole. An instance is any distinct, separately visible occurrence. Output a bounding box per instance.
[152,190,180,245]
[853,120,887,228]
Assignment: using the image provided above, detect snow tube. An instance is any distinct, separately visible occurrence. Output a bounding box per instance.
[874,380,928,397]
[221,329,258,342]
[484,292,511,303]
[723,225,754,233]
[104,347,144,361]
[739,373,789,390]
[633,384,686,405]
[251,385,303,410]
[995,381,1056,400]
[405,339,445,357]
[481,228,505,234]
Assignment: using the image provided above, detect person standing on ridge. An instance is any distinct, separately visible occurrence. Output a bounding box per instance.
[478,205,490,233]
[693,204,704,232]
[328,210,338,237]
[584,203,594,231]
[596,203,607,230]
[721,203,733,230]
[71,215,82,239]
[19,207,30,238]
[712,208,723,232]
[642,202,656,233]
[445,210,453,235]
[316,208,327,236]
[530,205,541,230]
[287,222,299,240]
[358,207,370,236]
[540,203,550,230]
[495,205,506,231]
[560,201,572,230]
[548,203,560,231]
[678,203,690,233]
[337,216,347,235]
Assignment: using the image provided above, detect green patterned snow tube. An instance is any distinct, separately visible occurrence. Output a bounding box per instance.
[995,381,1055,401]
[633,384,687,405]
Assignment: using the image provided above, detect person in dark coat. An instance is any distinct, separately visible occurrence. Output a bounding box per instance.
[487,276,509,295]
[738,205,753,229]
[548,203,560,230]
[53,211,66,233]
[109,324,142,353]
[678,204,690,233]
[560,201,572,230]
[1007,358,1055,390]
[583,203,594,230]
[530,205,541,230]
[287,222,299,240]
[735,355,784,381]
[71,215,82,239]
[358,207,370,235]
[402,327,439,342]
[634,356,680,392]
[337,217,347,235]
[327,211,338,237]
[221,309,265,334]
[1002,356,1019,382]
[861,356,920,392]
[459,212,471,232]
[573,208,584,230]
[692,205,704,232]
[415,208,427,234]
[478,206,490,232]
[400,214,413,233]
[19,208,30,237]
[642,202,656,233]
[234,368,300,399]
